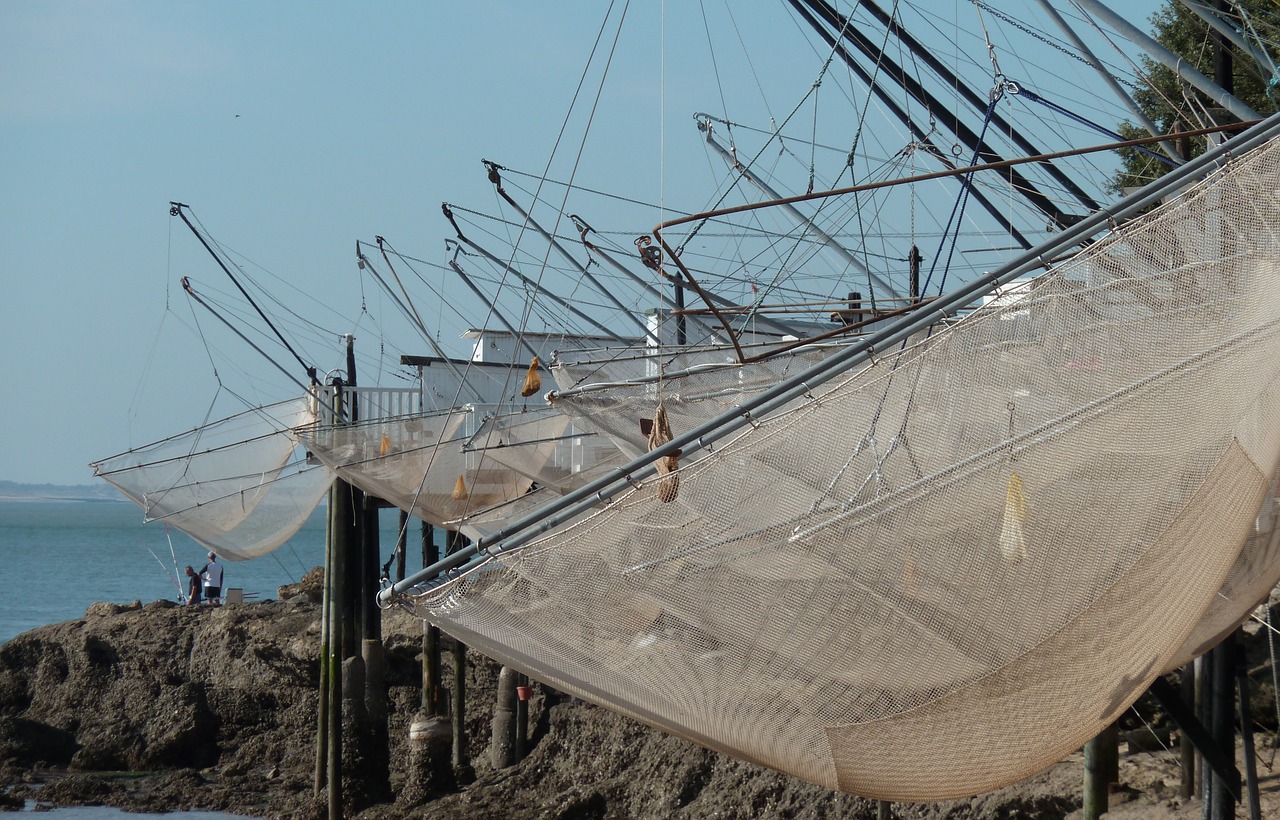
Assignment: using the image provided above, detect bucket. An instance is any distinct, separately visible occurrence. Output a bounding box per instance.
[516,685,533,702]
[224,588,244,605]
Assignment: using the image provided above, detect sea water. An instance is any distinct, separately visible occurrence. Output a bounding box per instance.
[0,499,413,645]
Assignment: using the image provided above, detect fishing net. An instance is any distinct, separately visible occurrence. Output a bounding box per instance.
[166,457,335,561]
[1167,474,1280,669]
[301,408,535,529]
[463,408,624,493]
[551,340,830,395]
[400,135,1280,799]
[551,343,862,461]
[91,398,330,559]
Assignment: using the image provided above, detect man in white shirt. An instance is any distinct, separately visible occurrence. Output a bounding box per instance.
[201,552,225,605]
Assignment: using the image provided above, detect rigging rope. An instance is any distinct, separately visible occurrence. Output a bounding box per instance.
[1008,81,1177,168]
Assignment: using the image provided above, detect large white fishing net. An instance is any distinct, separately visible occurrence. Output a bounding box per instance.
[463,408,623,493]
[400,134,1280,799]
[301,408,535,529]
[91,398,331,560]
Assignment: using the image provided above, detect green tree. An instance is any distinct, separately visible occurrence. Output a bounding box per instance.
[1112,0,1280,193]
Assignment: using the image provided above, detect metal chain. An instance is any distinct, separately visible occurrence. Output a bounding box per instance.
[971,1,1141,91]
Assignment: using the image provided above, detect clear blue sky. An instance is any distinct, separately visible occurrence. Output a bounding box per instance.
[2,1,1167,486]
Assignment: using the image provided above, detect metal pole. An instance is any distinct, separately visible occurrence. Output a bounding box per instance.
[779,1,1033,249]
[1179,0,1275,82]
[573,215,805,338]
[1034,0,1183,164]
[440,205,632,343]
[447,252,543,365]
[1072,0,1260,122]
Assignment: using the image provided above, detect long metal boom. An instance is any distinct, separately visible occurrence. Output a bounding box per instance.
[1073,0,1260,122]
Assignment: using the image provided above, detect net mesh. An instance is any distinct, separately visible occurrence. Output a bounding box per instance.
[301,408,535,529]
[463,409,624,493]
[402,138,1280,799]
[91,398,330,559]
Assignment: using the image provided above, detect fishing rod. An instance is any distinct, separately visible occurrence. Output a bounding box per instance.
[381,106,1280,602]
[170,203,319,387]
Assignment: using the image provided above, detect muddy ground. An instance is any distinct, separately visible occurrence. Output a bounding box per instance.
[2,572,1279,819]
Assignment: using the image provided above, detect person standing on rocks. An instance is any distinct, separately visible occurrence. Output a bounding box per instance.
[184,566,202,606]
[201,552,224,605]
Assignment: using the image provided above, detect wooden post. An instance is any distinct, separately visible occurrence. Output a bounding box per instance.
[1197,653,1212,812]
[395,510,408,583]
[452,635,472,781]
[361,496,389,802]
[1236,633,1262,820]
[404,520,452,803]
[1181,662,1196,799]
[344,484,362,660]
[327,475,352,819]
[1210,637,1236,820]
[1085,721,1116,813]
[314,478,335,797]
[491,666,517,769]
[422,522,440,717]
[515,673,529,761]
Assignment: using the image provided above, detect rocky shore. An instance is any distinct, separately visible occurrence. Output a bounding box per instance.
[2,576,1279,819]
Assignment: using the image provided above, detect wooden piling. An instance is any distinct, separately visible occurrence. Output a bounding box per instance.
[327,475,353,819]
[314,478,335,797]
[1083,724,1116,820]
[491,666,518,769]
[1197,654,1212,812]
[1236,632,1262,820]
[1210,637,1236,820]
[515,673,529,760]
[395,509,408,583]
[452,636,473,781]
[421,522,441,716]
[1181,662,1196,799]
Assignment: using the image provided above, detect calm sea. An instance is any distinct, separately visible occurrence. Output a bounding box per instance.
[0,500,412,646]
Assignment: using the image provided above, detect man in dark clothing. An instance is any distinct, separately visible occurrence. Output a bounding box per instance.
[184,565,202,606]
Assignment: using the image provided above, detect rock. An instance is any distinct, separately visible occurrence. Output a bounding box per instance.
[278,566,324,603]
[0,716,78,767]
[4,597,1280,819]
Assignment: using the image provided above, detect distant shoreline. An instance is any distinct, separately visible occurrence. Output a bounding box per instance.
[0,480,124,503]
[0,496,126,503]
